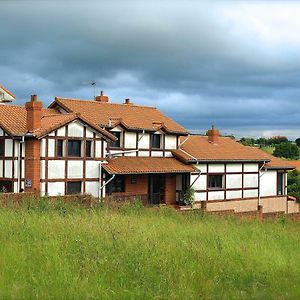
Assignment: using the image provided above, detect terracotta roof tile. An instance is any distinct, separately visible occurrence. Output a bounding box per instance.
[33,113,116,141]
[0,105,115,140]
[50,97,188,135]
[172,136,271,162]
[172,135,295,169]
[103,157,196,174]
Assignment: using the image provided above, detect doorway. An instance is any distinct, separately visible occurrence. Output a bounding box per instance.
[149,175,165,205]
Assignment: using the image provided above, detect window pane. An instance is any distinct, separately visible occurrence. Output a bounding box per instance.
[152,134,161,148]
[57,140,63,157]
[208,175,223,189]
[66,182,81,194]
[68,140,81,157]
[110,175,125,193]
[0,140,4,156]
[111,132,121,148]
[277,173,284,195]
[0,181,13,193]
[86,140,92,157]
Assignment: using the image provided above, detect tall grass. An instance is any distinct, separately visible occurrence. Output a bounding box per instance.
[0,200,299,299]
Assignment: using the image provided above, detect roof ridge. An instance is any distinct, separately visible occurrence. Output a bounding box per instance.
[56,97,157,109]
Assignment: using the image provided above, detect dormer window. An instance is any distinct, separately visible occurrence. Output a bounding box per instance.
[111,132,121,148]
[151,134,161,149]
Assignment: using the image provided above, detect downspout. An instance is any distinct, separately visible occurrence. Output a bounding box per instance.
[18,135,25,192]
[98,161,108,201]
[99,174,115,202]
[258,161,267,207]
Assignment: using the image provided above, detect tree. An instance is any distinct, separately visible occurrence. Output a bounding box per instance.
[287,170,300,201]
[273,142,299,159]
[295,138,300,147]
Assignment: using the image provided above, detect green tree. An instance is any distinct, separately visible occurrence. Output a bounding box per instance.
[295,138,300,147]
[287,170,300,201]
[273,142,299,159]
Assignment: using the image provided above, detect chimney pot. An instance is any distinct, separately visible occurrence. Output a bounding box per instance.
[31,94,37,102]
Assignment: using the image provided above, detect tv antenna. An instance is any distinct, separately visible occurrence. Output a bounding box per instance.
[90,81,96,100]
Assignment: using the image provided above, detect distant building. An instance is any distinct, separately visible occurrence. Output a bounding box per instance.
[0,85,15,103]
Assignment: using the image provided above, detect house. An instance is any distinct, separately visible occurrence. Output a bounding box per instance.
[172,126,297,213]
[0,91,297,213]
[0,85,15,103]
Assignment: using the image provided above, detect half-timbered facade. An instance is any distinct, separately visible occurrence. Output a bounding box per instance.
[0,91,297,214]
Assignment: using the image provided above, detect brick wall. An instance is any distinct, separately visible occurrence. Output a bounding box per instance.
[25,139,41,193]
[125,174,148,194]
[165,174,176,205]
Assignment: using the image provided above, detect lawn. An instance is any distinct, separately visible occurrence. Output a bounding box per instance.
[0,200,299,299]
[261,146,275,155]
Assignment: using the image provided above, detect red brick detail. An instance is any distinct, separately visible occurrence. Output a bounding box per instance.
[25,139,41,193]
[25,95,43,132]
[207,125,220,144]
[125,175,148,194]
[165,174,176,205]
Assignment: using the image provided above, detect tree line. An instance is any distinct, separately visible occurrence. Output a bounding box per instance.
[240,136,300,160]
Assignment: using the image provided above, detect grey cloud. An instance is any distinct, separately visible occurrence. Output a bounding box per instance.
[1,0,300,138]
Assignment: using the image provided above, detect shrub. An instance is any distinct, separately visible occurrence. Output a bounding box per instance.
[287,170,300,202]
[182,187,195,206]
[273,142,299,159]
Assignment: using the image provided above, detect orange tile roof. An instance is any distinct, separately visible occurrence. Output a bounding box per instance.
[33,113,116,141]
[50,97,188,135]
[0,85,16,99]
[172,135,295,169]
[0,105,57,136]
[103,157,196,174]
[289,161,300,171]
[0,105,116,141]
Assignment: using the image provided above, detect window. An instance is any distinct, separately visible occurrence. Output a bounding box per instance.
[57,140,64,157]
[110,175,125,193]
[0,139,4,156]
[66,181,82,195]
[131,175,137,184]
[208,175,224,189]
[110,132,121,148]
[86,140,92,157]
[151,134,161,149]
[277,172,284,195]
[0,181,13,193]
[68,140,81,157]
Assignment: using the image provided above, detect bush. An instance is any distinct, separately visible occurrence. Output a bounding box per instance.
[273,142,299,159]
[287,170,300,201]
[182,187,195,206]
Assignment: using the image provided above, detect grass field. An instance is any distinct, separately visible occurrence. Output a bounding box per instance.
[0,200,300,299]
[261,146,275,155]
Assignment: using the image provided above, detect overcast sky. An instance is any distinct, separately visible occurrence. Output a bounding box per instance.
[1,0,300,139]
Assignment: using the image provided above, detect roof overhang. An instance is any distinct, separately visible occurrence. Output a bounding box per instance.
[103,157,196,175]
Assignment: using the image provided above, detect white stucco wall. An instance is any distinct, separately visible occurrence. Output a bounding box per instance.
[260,170,277,197]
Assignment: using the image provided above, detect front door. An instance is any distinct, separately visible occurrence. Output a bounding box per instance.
[149,175,165,205]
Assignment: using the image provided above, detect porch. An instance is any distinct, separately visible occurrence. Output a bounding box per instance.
[102,157,195,205]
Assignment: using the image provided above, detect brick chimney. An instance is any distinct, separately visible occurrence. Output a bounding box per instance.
[207,125,220,143]
[123,98,133,105]
[24,94,42,193]
[25,94,43,132]
[95,91,109,102]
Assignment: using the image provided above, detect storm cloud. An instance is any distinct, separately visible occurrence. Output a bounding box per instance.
[1,0,300,138]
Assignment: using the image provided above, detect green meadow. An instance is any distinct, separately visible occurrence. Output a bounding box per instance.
[0,200,299,299]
